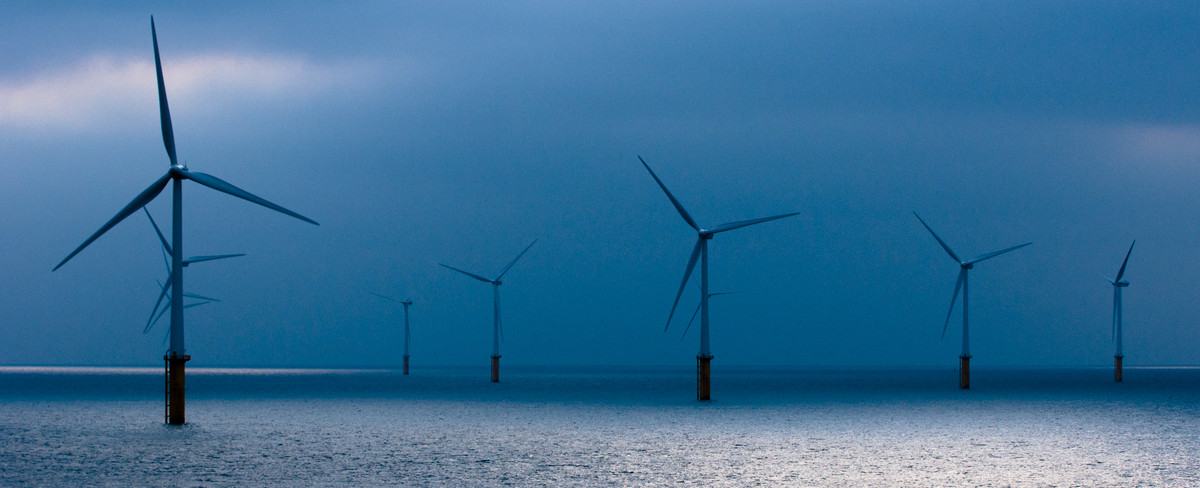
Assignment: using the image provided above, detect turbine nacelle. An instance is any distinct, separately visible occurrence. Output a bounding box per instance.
[960,263,973,270]
[1115,281,1130,287]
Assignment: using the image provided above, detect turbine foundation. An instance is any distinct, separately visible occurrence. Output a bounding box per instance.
[403,355,410,376]
[164,354,190,425]
[959,355,971,390]
[491,355,501,383]
[1114,355,1123,382]
[697,355,713,401]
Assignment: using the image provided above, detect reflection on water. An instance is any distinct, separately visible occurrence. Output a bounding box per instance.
[0,367,1197,486]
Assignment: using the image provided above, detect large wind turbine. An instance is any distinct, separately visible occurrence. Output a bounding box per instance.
[914,212,1030,389]
[1105,240,1135,382]
[440,240,537,383]
[370,293,414,375]
[52,17,318,425]
[640,156,797,401]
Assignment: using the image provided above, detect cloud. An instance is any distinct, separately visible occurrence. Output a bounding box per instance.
[0,53,371,134]
[1111,124,1200,167]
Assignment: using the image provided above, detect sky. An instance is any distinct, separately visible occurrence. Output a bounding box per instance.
[3,1,1200,368]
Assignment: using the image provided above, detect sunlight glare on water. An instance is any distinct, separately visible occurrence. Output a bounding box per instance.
[0,366,1196,486]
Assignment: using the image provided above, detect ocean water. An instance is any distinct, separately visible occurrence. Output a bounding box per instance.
[0,366,1197,487]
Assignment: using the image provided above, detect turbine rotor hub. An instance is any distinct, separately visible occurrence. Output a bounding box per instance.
[961,263,973,269]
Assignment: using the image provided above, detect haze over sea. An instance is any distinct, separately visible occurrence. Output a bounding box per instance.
[1,366,1196,486]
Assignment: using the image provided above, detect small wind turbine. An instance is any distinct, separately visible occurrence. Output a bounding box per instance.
[440,239,537,383]
[52,17,318,425]
[640,156,797,401]
[914,212,1030,389]
[1105,240,1135,382]
[370,293,414,375]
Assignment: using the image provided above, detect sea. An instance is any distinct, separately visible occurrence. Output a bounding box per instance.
[0,365,1196,487]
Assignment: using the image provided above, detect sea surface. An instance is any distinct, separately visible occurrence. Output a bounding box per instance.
[0,365,1197,487]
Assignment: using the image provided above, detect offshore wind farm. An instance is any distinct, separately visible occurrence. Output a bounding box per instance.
[4,2,1200,486]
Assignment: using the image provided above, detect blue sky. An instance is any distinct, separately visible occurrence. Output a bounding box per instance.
[3,1,1200,367]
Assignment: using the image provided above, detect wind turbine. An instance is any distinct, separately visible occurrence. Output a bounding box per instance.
[370,293,414,375]
[914,212,1030,389]
[640,156,797,401]
[1105,240,1135,382]
[143,208,243,337]
[52,17,318,425]
[440,239,536,383]
[680,292,739,340]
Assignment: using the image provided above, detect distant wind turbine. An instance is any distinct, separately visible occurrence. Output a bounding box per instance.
[143,208,243,336]
[370,293,414,375]
[680,292,740,340]
[440,239,537,383]
[1105,240,1135,382]
[914,212,1031,389]
[52,17,318,425]
[640,156,797,401]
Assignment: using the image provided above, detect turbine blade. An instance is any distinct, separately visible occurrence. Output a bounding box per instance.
[151,16,177,167]
[54,173,172,271]
[180,170,319,226]
[639,156,699,231]
[440,263,493,283]
[496,239,537,280]
[160,244,171,274]
[681,302,702,340]
[1115,240,1135,282]
[145,277,172,334]
[184,253,245,265]
[966,242,1032,265]
[913,212,961,263]
[708,291,741,297]
[941,269,965,340]
[1101,274,1115,285]
[665,239,703,331]
[153,301,170,330]
[708,212,800,234]
[182,301,212,310]
[143,207,171,255]
[369,292,397,302]
[182,292,219,302]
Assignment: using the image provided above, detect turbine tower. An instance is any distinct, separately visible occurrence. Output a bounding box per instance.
[640,156,797,401]
[53,17,318,425]
[440,239,537,383]
[1105,240,1135,382]
[370,293,414,375]
[914,212,1030,389]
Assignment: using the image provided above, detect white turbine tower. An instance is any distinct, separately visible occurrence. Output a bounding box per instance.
[440,239,537,383]
[1105,240,1134,382]
[640,156,797,401]
[53,17,318,425]
[914,212,1031,389]
[370,293,414,375]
